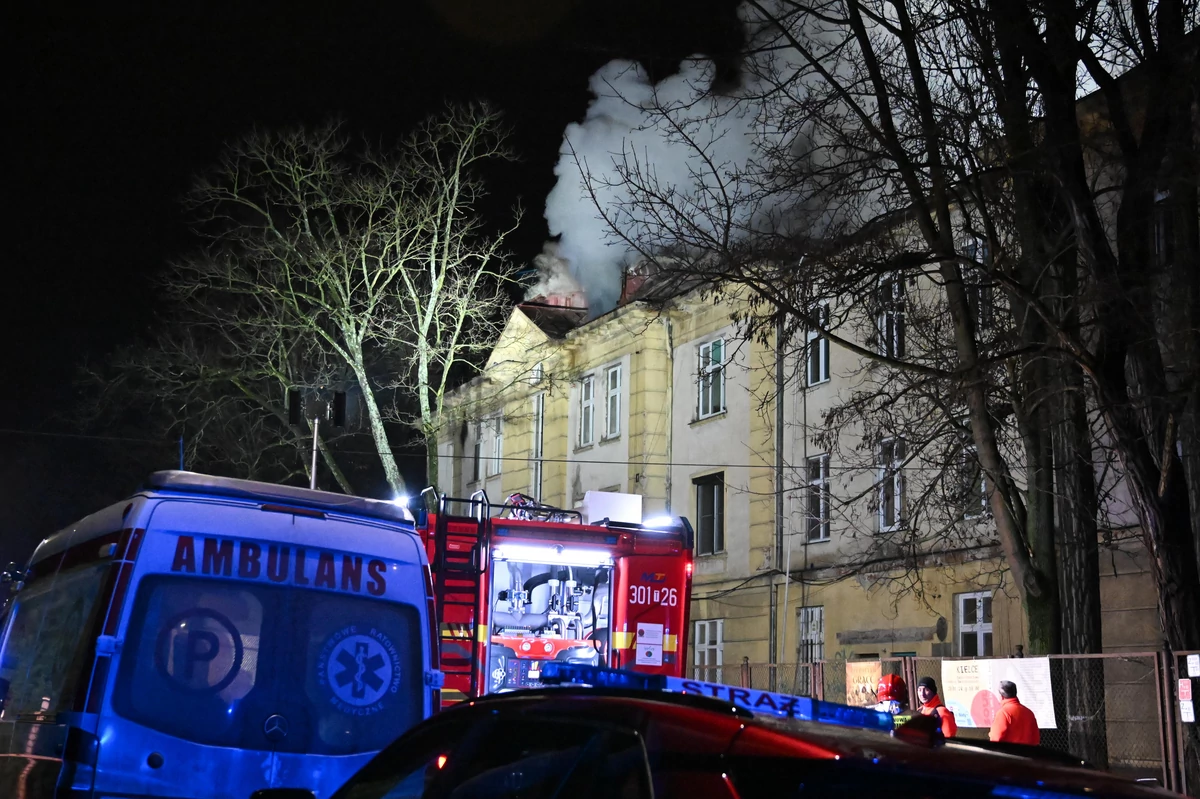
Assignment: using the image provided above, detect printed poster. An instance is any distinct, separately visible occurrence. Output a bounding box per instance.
[940,657,1057,728]
[845,660,882,707]
[635,622,663,666]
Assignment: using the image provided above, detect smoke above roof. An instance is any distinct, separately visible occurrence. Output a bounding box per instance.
[543,51,759,314]
[542,1,880,315]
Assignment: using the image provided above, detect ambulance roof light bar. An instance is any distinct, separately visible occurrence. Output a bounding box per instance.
[539,662,893,733]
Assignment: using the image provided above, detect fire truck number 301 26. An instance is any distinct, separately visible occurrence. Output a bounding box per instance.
[630,585,678,606]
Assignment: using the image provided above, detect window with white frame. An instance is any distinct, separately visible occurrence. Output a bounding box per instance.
[697,338,726,418]
[605,364,622,438]
[962,239,995,331]
[797,606,824,663]
[694,473,725,555]
[579,375,595,447]
[693,618,723,680]
[878,438,905,531]
[488,417,503,477]
[806,454,831,542]
[529,361,544,385]
[956,591,993,656]
[806,305,830,385]
[531,393,545,500]
[877,276,905,358]
[960,445,989,519]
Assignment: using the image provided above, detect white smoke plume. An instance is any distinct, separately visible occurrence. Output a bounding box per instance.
[524,242,585,305]
[544,54,761,313]
[543,1,886,314]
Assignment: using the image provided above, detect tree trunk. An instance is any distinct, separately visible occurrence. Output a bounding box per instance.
[424,428,439,511]
[314,430,355,494]
[347,342,406,495]
[1055,362,1107,766]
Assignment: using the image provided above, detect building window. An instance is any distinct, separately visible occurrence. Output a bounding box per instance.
[806,305,830,385]
[960,445,989,519]
[579,376,594,447]
[1153,189,1173,269]
[693,618,723,680]
[878,438,905,531]
[605,365,622,438]
[957,591,993,656]
[488,417,503,477]
[806,454,831,542]
[694,473,725,555]
[962,239,995,331]
[877,276,905,358]
[471,431,483,484]
[797,606,824,663]
[530,361,544,385]
[531,393,545,500]
[698,338,726,418]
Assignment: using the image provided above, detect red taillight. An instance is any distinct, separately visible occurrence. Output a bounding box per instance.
[424,566,441,706]
[103,563,133,637]
[116,527,146,560]
[84,656,112,714]
[685,561,694,577]
[260,503,326,519]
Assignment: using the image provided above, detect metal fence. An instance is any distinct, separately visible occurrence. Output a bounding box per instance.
[703,649,1197,794]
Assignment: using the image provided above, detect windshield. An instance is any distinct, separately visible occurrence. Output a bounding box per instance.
[113,574,423,755]
[0,561,112,719]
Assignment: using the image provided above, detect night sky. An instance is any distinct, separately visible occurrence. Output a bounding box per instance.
[3,1,742,566]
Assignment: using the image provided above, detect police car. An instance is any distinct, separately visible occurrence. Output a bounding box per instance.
[318,664,1176,799]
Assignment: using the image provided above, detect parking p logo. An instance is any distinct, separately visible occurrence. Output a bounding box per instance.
[155,608,244,694]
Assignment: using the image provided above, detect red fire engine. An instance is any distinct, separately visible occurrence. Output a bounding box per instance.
[416,490,694,707]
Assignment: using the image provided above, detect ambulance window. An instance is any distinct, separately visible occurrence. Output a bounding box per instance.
[0,561,110,719]
[301,593,423,755]
[114,574,425,754]
[113,575,266,746]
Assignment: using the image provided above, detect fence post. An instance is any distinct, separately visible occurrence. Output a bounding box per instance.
[741,656,751,688]
[1155,648,1170,791]
[903,656,917,708]
[1160,642,1181,793]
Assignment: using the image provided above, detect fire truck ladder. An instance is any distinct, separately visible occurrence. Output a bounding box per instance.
[430,489,490,702]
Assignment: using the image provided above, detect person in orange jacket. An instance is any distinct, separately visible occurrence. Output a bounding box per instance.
[915,676,957,738]
[989,680,1040,745]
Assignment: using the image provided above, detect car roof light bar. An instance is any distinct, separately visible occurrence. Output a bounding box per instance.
[539,663,893,732]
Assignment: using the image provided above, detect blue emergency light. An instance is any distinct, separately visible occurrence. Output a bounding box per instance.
[538,662,893,733]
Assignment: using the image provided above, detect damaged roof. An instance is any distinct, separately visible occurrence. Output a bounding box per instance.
[517,301,589,338]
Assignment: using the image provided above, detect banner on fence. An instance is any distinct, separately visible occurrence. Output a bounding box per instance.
[845,660,882,706]
[940,657,1057,729]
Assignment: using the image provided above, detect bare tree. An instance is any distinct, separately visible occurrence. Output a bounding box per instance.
[171,106,519,495]
[86,298,362,491]
[564,0,1197,772]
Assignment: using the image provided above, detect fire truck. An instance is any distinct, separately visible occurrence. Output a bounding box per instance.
[415,489,695,707]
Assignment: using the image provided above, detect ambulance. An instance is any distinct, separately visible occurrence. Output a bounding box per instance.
[0,471,440,799]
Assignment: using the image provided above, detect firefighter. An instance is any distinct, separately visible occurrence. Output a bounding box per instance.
[874,674,909,716]
[915,676,958,738]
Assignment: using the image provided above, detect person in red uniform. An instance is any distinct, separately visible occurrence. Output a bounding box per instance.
[989,680,1040,745]
[915,676,957,738]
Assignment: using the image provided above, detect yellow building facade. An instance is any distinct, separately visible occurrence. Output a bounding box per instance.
[437,281,1160,681]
